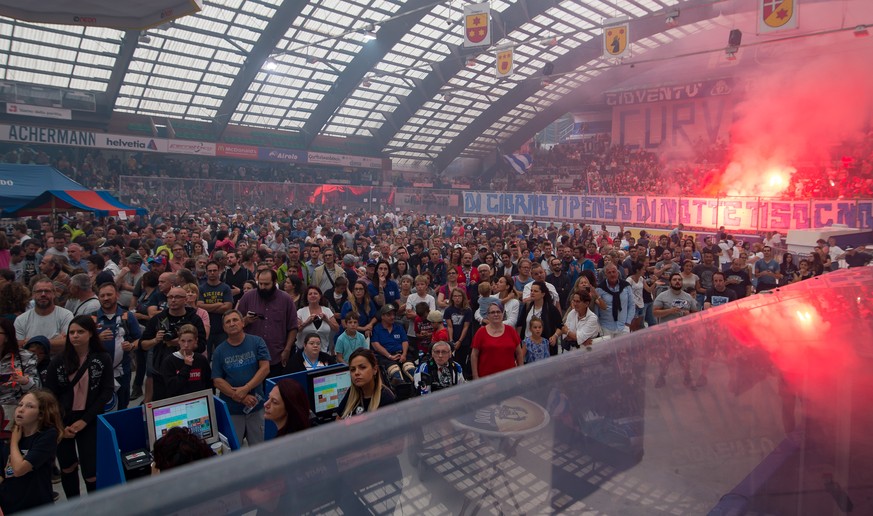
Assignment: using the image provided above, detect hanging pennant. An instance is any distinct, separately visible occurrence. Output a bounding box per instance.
[464,2,491,48]
[603,19,630,59]
[495,48,513,78]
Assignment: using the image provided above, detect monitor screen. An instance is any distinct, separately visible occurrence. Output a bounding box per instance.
[308,368,352,417]
[144,389,218,449]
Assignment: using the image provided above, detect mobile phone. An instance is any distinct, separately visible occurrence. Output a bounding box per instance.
[0,372,13,383]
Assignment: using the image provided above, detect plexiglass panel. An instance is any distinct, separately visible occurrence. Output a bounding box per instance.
[38,268,873,515]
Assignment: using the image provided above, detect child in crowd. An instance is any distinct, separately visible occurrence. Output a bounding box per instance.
[159,324,212,400]
[476,281,497,322]
[429,310,449,344]
[412,302,434,356]
[523,317,550,364]
[23,336,51,386]
[335,311,368,363]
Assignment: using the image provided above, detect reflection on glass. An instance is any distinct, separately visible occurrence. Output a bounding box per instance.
[40,269,873,515]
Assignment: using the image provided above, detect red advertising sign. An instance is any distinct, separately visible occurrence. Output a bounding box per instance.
[216,143,258,159]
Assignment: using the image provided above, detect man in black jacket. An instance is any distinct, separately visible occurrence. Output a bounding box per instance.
[140,286,207,402]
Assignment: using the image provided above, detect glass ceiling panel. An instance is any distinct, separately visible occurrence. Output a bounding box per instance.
[117,0,274,121]
[0,17,121,91]
[232,0,404,130]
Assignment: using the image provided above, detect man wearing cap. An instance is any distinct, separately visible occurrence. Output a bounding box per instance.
[371,304,415,385]
[115,253,145,308]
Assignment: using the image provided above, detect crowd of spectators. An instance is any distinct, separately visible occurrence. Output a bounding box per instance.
[3,130,873,207]
[521,133,873,198]
[0,201,870,510]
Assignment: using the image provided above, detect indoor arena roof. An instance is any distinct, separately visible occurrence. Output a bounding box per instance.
[0,0,871,170]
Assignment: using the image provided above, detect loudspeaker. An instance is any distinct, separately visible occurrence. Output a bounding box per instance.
[728,29,742,47]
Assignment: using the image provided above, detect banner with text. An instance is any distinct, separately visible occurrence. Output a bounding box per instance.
[462,192,873,231]
[611,95,736,150]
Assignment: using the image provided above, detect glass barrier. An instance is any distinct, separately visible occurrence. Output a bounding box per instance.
[36,268,873,515]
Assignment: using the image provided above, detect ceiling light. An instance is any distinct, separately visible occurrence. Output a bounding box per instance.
[362,78,372,87]
[725,49,737,61]
[466,58,477,67]
[138,33,151,44]
[854,25,869,37]
[264,59,278,71]
[665,9,680,26]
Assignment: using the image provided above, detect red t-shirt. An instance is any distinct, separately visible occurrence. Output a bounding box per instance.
[432,328,449,343]
[472,325,520,378]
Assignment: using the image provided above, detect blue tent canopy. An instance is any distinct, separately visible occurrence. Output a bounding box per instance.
[0,164,89,209]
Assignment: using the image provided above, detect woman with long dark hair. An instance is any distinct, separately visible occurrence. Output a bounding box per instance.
[516,281,563,356]
[264,379,311,437]
[780,252,798,283]
[337,348,395,418]
[44,315,113,497]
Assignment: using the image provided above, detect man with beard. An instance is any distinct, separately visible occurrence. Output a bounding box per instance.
[692,250,719,309]
[199,261,234,357]
[653,273,698,324]
[93,282,142,409]
[21,239,42,285]
[141,286,207,402]
[221,251,253,304]
[236,269,299,378]
[14,277,74,353]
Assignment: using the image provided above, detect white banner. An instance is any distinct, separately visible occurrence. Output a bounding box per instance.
[95,134,167,153]
[462,191,873,232]
[6,103,72,120]
[307,151,381,169]
[166,140,216,156]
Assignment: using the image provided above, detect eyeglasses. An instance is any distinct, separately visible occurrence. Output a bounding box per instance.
[487,310,503,315]
[432,350,451,355]
[33,289,53,295]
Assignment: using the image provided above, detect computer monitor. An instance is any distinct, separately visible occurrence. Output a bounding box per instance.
[307,367,352,420]
[144,389,219,450]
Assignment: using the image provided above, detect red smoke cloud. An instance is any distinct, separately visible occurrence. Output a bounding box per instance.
[706,52,873,196]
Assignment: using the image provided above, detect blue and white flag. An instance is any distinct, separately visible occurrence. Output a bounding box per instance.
[503,153,533,175]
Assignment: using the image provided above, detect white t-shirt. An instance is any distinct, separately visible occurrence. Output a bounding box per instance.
[296,306,335,352]
[14,307,74,344]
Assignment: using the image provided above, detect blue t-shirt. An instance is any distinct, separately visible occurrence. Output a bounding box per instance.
[335,331,369,360]
[367,280,401,306]
[341,300,378,327]
[371,323,408,355]
[211,334,270,414]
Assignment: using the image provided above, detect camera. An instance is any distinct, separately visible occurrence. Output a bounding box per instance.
[163,329,178,341]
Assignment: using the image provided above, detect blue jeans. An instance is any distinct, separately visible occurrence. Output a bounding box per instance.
[644,302,657,327]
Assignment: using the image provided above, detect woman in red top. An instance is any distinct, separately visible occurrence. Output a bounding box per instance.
[471,300,523,379]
